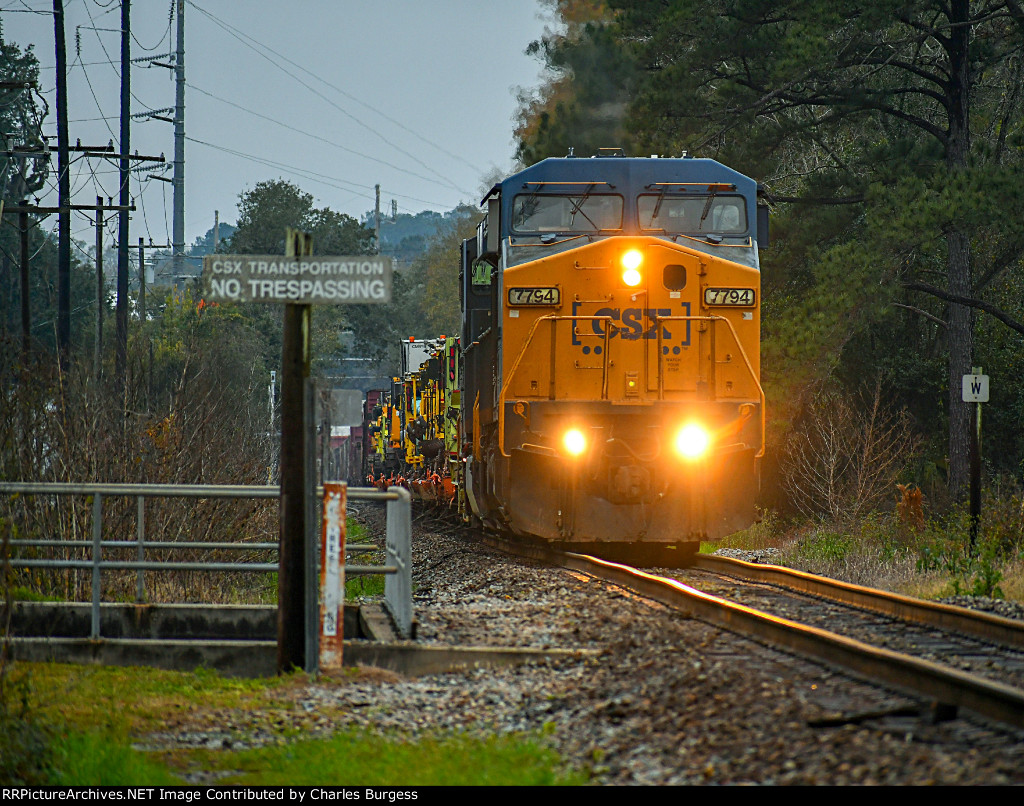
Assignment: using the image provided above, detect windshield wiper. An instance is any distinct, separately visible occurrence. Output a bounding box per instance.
[568,183,599,231]
[649,188,669,229]
[698,186,718,230]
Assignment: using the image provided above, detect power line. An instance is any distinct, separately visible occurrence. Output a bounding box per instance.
[68,51,117,140]
[187,82,469,191]
[186,0,472,196]
[184,135,459,212]
[184,0,487,177]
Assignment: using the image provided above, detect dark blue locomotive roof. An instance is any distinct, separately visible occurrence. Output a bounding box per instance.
[495,155,759,236]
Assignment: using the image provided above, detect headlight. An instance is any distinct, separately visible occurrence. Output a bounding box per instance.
[675,423,710,460]
[621,249,643,287]
[562,428,587,457]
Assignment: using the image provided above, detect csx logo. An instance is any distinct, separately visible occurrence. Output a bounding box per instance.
[571,302,691,356]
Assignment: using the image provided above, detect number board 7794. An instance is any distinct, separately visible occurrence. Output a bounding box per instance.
[703,287,756,307]
[508,287,561,307]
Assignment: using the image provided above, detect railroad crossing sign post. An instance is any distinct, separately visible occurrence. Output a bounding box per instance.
[962,368,989,550]
[203,236,392,675]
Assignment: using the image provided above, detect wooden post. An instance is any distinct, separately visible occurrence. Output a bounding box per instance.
[277,229,313,673]
[969,365,982,551]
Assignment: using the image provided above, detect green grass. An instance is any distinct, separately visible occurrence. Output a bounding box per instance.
[191,731,584,786]
[2,663,585,786]
[345,518,386,599]
[9,586,60,602]
[710,503,1024,604]
[49,732,182,786]
[347,520,370,543]
[346,575,386,600]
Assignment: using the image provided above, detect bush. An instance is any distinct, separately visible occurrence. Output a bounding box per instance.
[781,382,919,523]
[916,509,1007,599]
[0,298,279,605]
[0,705,54,784]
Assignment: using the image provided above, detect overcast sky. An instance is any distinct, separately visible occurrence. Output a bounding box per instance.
[5,0,554,249]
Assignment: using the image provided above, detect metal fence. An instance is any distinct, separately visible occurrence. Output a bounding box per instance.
[0,482,413,640]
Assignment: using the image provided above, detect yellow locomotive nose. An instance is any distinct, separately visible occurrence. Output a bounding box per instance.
[621,249,643,287]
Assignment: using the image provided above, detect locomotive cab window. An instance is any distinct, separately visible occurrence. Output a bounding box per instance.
[512,194,623,233]
[638,194,747,235]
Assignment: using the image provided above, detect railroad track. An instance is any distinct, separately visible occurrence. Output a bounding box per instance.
[474,531,1024,730]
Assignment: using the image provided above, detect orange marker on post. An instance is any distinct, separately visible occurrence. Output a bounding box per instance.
[319,482,346,671]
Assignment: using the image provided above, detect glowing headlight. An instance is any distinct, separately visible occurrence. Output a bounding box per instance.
[563,428,587,457]
[675,424,710,460]
[621,249,643,287]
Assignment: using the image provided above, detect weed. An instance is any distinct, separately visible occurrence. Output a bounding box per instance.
[346,574,385,600]
[49,731,181,785]
[0,671,55,785]
[795,528,857,565]
[915,508,1007,598]
[9,587,59,602]
[709,508,787,553]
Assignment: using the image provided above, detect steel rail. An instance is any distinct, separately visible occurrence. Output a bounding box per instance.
[559,552,1024,729]
[472,532,1024,729]
[693,554,1024,650]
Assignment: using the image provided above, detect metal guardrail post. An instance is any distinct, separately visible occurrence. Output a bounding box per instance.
[136,495,146,602]
[91,493,102,639]
[384,485,412,638]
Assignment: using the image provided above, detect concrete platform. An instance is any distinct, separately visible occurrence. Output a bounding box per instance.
[7,602,596,677]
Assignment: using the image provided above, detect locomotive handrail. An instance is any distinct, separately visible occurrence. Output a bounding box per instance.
[653,313,765,458]
[498,314,613,457]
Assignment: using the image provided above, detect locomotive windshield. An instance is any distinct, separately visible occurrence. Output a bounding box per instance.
[512,193,623,233]
[638,194,747,234]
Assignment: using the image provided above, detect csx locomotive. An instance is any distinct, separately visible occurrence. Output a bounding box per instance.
[367,151,767,561]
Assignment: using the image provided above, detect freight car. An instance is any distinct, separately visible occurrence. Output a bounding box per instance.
[370,151,767,562]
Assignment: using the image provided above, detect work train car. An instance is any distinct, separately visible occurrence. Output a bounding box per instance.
[370,152,767,561]
[365,338,461,501]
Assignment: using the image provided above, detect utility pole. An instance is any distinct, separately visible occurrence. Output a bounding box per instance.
[138,238,172,319]
[172,0,186,276]
[139,238,168,415]
[3,192,146,373]
[116,0,131,387]
[53,0,71,365]
[19,201,29,363]
[138,237,146,322]
[374,184,380,254]
[213,210,219,252]
[94,196,104,382]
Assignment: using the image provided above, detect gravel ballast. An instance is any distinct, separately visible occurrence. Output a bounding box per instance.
[153,508,1024,785]
[295,512,1024,785]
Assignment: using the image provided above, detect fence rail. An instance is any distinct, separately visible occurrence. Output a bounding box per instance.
[0,482,413,641]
